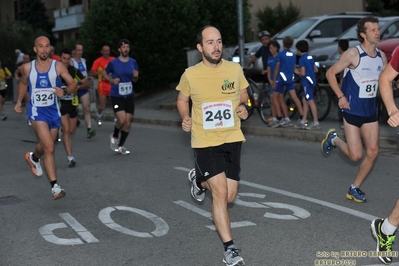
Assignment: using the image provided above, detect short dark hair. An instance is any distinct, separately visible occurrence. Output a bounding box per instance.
[101,44,111,50]
[267,39,280,51]
[338,39,349,51]
[283,36,294,48]
[357,16,379,43]
[118,39,130,48]
[196,25,217,45]
[60,48,71,56]
[295,40,309,53]
[73,44,82,50]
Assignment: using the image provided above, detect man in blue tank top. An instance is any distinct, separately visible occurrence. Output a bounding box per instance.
[14,36,77,200]
[321,16,387,203]
[102,39,139,155]
[71,44,96,139]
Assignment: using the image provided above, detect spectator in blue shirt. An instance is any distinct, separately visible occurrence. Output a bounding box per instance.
[294,40,320,130]
[274,36,304,127]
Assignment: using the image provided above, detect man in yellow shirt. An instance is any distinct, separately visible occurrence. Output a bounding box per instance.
[0,61,12,120]
[176,26,249,266]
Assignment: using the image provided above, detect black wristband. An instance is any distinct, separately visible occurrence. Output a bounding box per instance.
[62,86,68,94]
[239,102,249,111]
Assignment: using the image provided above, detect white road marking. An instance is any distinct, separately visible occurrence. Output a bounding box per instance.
[175,167,378,221]
[39,213,99,245]
[98,206,169,238]
[174,200,212,219]
[59,213,99,243]
[174,200,256,231]
[239,180,378,221]
[262,202,311,220]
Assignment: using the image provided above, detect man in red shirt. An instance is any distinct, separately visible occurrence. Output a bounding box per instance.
[89,45,115,125]
[50,46,60,61]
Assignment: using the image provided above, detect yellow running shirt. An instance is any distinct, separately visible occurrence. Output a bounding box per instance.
[176,59,249,148]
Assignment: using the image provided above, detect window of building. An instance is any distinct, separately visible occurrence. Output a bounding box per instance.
[69,0,83,6]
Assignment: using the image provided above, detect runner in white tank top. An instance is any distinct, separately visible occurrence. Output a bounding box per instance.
[322,16,387,203]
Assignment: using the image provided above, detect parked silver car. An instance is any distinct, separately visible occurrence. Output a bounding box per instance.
[230,12,376,79]
[311,16,399,70]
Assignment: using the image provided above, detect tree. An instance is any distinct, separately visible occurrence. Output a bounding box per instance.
[255,1,301,36]
[17,0,54,42]
[0,21,48,64]
[79,0,252,92]
[366,0,399,16]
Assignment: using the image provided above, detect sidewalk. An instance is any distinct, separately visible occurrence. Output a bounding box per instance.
[85,88,399,150]
[4,89,399,150]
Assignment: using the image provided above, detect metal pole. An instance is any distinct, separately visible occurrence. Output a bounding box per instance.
[237,0,245,67]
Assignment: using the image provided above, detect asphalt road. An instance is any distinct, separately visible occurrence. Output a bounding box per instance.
[1,112,399,266]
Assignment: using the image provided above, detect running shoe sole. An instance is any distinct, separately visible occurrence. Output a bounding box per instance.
[222,258,245,266]
[53,190,66,200]
[25,152,42,177]
[188,168,195,182]
[346,193,366,203]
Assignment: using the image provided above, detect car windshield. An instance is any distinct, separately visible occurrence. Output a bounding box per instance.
[338,20,388,40]
[389,29,399,38]
[274,19,318,39]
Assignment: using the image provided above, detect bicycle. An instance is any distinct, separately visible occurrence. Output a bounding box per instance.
[243,70,272,125]
[284,66,332,121]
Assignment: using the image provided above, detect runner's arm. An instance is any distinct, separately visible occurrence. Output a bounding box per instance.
[177,92,192,132]
[58,62,77,94]
[14,64,29,113]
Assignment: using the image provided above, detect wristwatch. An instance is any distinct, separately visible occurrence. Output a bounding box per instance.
[62,86,68,94]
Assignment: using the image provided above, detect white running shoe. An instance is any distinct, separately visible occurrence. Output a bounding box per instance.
[67,156,76,168]
[110,133,119,151]
[188,168,205,202]
[223,245,245,266]
[51,184,66,200]
[25,152,43,177]
[115,146,130,155]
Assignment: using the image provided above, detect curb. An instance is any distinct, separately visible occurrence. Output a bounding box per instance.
[78,102,399,151]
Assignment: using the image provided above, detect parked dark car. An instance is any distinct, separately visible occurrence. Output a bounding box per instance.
[230,12,377,79]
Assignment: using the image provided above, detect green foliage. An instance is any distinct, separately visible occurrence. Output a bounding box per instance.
[366,0,399,16]
[18,0,54,41]
[0,0,55,64]
[79,0,251,92]
[255,1,301,36]
[0,21,48,64]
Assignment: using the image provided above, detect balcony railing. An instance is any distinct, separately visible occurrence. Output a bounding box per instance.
[52,4,85,32]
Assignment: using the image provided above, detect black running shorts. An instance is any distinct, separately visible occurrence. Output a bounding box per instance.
[111,95,135,114]
[342,112,377,128]
[60,102,78,118]
[0,89,6,98]
[193,142,242,182]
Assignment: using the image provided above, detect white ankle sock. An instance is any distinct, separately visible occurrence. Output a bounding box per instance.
[382,218,397,236]
[331,136,337,146]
